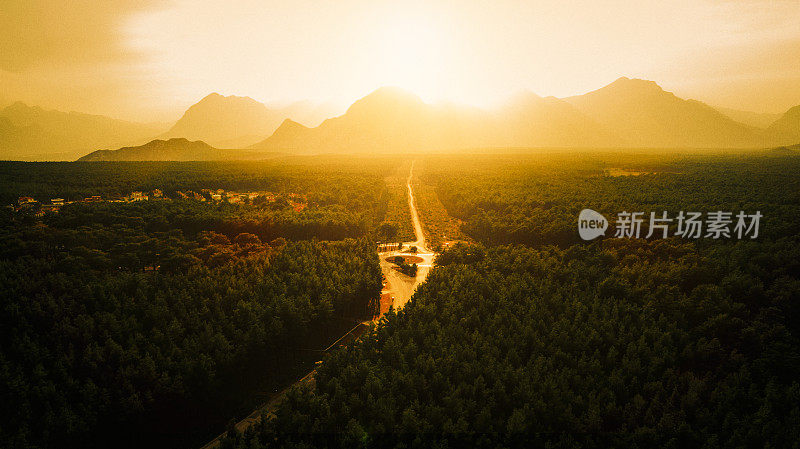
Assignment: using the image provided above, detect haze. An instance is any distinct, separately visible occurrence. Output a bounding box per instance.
[2,0,799,122]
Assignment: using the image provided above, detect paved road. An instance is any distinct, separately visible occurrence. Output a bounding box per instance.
[200,161,436,449]
[199,324,367,449]
[407,160,426,250]
[379,160,436,309]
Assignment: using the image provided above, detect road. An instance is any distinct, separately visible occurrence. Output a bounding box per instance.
[379,160,436,309]
[199,324,367,449]
[407,160,426,250]
[200,161,435,449]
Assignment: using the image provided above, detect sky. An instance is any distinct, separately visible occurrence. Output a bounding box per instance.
[1,0,799,122]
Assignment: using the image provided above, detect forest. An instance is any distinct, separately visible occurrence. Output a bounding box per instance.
[0,158,398,448]
[3,153,800,448]
[422,153,800,247]
[0,156,418,243]
[379,161,416,243]
[220,152,800,448]
[0,157,397,207]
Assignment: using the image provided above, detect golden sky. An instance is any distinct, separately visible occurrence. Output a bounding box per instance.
[2,0,799,122]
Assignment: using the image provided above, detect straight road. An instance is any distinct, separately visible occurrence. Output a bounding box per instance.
[407,160,426,251]
[200,160,436,449]
[199,324,367,449]
[379,160,436,309]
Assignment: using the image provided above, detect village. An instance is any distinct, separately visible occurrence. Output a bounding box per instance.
[12,189,308,216]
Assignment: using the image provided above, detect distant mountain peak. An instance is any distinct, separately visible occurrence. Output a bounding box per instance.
[563,77,763,148]
[783,105,800,117]
[606,77,665,93]
[276,118,309,131]
[3,101,43,115]
[133,138,213,149]
[78,138,236,161]
[162,137,198,145]
[5,101,31,110]
[765,104,800,144]
[162,94,277,148]
[160,93,337,149]
[504,90,546,110]
[251,119,313,150]
[346,86,425,115]
[196,92,260,105]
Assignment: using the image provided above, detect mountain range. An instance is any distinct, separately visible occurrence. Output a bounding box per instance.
[251,87,622,153]
[158,93,335,148]
[562,77,766,148]
[253,78,800,153]
[714,106,782,129]
[0,103,164,160]
[2,77,799,161]
[0,95,334,160]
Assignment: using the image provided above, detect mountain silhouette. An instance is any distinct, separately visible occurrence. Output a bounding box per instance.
[160,93,334,148]
[765,105,800,145]
[496,91,620,147]
[252,86,627,153]
[0,102,164,160]
[6,78,795,160]
[252,87,490,153]
[563,77,761,148]
[160,93,283,148]
[78,138,270,161]
[714,106,781,129]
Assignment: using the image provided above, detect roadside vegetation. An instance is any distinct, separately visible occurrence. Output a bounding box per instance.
[4,153,800,448]
[0,157,395,213]
[411,161,468,249]
[0,158,397,448]
[378,161,416,243]
[387,255,419,277]
[424,153,800,246]
[222,152,800,448]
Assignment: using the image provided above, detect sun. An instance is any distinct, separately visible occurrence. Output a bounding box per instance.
[369,12,450,102]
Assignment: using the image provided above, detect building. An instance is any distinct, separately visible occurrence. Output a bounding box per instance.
[129,191,146,201]
[151,189,163,198]
[18,196,35,205]
[83,195,102,202]
[50,198,64,206]
[40,204,61,214]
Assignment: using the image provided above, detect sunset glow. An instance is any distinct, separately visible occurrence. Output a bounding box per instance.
[3,1,800,447]
[1,0,799,121]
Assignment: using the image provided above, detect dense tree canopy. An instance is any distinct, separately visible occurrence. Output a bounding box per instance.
[0,159,390,448]
[226,237,800,448]
[424,153,800,246]
[3,153,800,448]
[221,153,800,448]
[0,158,397,207]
